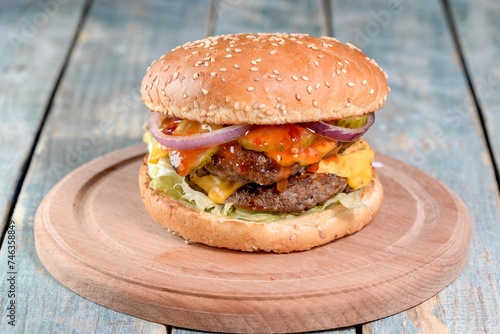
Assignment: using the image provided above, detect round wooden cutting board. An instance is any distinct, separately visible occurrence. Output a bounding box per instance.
[35,144,472,333]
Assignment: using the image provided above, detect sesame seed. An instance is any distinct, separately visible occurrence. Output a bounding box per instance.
[347,82,355,87]
[325,81,330,87]
[315,83,320,89]
[233,64,241,69]
[292,76,298,81]
[301,76,308,81]
[210,57,215,63]
[336,68,341,75]
[234,102,240,109]
[269,50,277,55]
[296,93,301,101]
[251,60,257,65]
[276,96,282,102]
[273,70,280,75]
[269,74,276,78]
[370,89,374,95]
[160,91,166,96]
[252,102,259,109]
[173,71,179,79]
[318,54,324,58]
[224,54,232,59]
[185,55,192,59]
[279,104,286,110]
[314,61,319,66]
[337,62,343,66]
[276,77,283,81]
[258,104,266,109]
[225,96,231,103]
[344,59,350,64]
[250,67,259,72]
[290,235,297,241]
[296,41,303,44]
[362,80,367,85]
[342,68,347,74]
[254,76,260,81]
[163,65,169,72]
[167,78,172,84]
[244,105,250,111]
[183,93,188,99]
[210,72,216,77]
[307,86,312,94]
[312,100,318,107]
[331,72,335,79]
[247,87,255,92]
[271,43,278,46]
[235,48,242,52]
[202,88,208,95]
[225,48,231,52]
[220,67,227,72]
[345,103,352,107]
[256,58,262,62]
[204,62,209,67]
[193,72,199,79]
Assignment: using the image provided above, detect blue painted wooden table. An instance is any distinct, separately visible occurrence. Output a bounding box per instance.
[1,0,499,333]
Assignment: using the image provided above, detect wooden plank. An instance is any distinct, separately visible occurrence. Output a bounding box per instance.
[0,0,87,232]
[0,0,211,332]
[447,0,500,180]
[213,0,326,35]
[329,0,500,332]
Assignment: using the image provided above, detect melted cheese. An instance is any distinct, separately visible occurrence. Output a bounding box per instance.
[190,175,248,204]
[148,142,168,164]
[316,140,374,190]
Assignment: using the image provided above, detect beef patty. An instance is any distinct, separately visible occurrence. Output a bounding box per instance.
[227,172,352,213]
[196,142,352,186]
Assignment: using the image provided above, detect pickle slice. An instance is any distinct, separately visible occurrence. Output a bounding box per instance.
[336,115,368,129]
[169,120,223,176]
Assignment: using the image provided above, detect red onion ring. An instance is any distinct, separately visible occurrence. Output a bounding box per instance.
[300,113,375,142]
[148,112,252,150]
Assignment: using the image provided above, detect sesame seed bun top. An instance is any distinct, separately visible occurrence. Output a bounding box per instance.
[141,33,389,125]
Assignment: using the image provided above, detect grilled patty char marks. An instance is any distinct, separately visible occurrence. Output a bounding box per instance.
[227,172,352,213]
[197,142,353,186]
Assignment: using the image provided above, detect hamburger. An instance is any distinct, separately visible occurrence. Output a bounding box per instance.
[139,33,388,253]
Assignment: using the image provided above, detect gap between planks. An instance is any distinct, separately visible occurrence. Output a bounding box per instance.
[441,0,500,189]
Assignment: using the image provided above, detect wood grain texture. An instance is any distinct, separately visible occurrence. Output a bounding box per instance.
[330,0,500,332]
[35,144,471,333]
[0,0,211,332]
[447,0,500,180]
[0,0,87,232]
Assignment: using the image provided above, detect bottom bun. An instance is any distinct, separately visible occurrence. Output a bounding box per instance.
[139,156,383,253]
